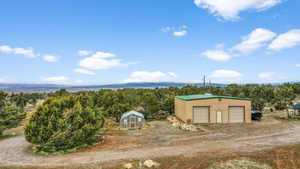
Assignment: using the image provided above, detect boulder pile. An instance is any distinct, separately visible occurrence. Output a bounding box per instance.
[167,116,198,131]
[143,159,160,168]
[123,159,160,169]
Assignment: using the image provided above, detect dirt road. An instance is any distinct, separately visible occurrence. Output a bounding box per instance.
[1,117,300,168]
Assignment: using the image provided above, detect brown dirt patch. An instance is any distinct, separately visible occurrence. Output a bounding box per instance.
[2,113,300,169]
[82,135,139,152]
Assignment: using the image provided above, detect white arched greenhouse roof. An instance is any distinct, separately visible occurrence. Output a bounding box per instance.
[120,110,144,120]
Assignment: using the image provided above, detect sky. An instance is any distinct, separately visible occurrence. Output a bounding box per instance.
[0,0,299,85]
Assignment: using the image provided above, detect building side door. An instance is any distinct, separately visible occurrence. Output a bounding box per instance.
[217,111,222,123]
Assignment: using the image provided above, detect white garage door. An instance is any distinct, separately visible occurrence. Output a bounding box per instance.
[229,107,245,123]
[193,107,209,123]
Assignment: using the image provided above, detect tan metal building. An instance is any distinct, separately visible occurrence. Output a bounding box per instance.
[175,94,252,124]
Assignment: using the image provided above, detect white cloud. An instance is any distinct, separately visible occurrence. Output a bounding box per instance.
[208,69,243,83]
[161,25,188,37]
[123,71,177,83]
[202,50,232,61]
[0,45,13,53]
[173,30,187,37]
[296,64,300,68]
[233,28,276,53]
[0,45,38,58]
[78,50,91,56]
[42,76,68,84]
[194,0,282,20]
[74,68,95,75]
[14,48,36,58]
[209,69,243,78]
[79,51,126,70]
[43,55,58,62]
[90,51,115,58]
[167,72,177,77]
[268,29,300,51]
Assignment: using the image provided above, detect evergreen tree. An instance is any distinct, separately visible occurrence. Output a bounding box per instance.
[0,91,7,110]
[0,105,25,136]
[25,95,104,153]
[0,91,25,136]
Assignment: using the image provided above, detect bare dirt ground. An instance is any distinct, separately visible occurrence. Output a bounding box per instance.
[1,112,300,169]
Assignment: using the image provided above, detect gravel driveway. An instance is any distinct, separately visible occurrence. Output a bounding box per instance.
[1,118,300,168]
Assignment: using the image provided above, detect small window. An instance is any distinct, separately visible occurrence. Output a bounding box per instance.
[138,118,142,122]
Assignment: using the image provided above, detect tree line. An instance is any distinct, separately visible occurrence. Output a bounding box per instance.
[0,83,299,153]
[43,83,300,121]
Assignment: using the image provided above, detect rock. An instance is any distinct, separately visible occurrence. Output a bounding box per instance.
[180,123,198,131]
[143,159,160,168]
[123,162,133,169]
[168,115,197,131]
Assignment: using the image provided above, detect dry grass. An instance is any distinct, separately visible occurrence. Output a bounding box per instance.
[207,158,272,169]
[104,143,300,169]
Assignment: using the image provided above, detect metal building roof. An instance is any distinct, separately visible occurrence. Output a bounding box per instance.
[121,110,144,120]
[176,94,252,101]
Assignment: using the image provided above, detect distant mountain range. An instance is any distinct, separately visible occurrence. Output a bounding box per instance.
[0,81,298,93]
[0,82,225,93]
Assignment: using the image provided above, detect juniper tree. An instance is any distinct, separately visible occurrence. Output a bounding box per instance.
[0,91,25,136]
[25,95,104,153]
[0,105,25,136]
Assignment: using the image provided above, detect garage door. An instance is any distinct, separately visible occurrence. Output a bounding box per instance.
[229,107,245,123]
[193,107,209,123]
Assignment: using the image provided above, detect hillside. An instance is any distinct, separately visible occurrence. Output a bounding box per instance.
[0,82,225,93]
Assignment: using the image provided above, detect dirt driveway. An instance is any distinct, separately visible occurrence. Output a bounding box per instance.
[1,114,300,168]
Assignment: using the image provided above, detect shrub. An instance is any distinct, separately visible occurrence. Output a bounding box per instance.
[25,95,104,153]
[0,105,25,136]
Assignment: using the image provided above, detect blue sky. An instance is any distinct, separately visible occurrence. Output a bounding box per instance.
[0,0,299,85]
